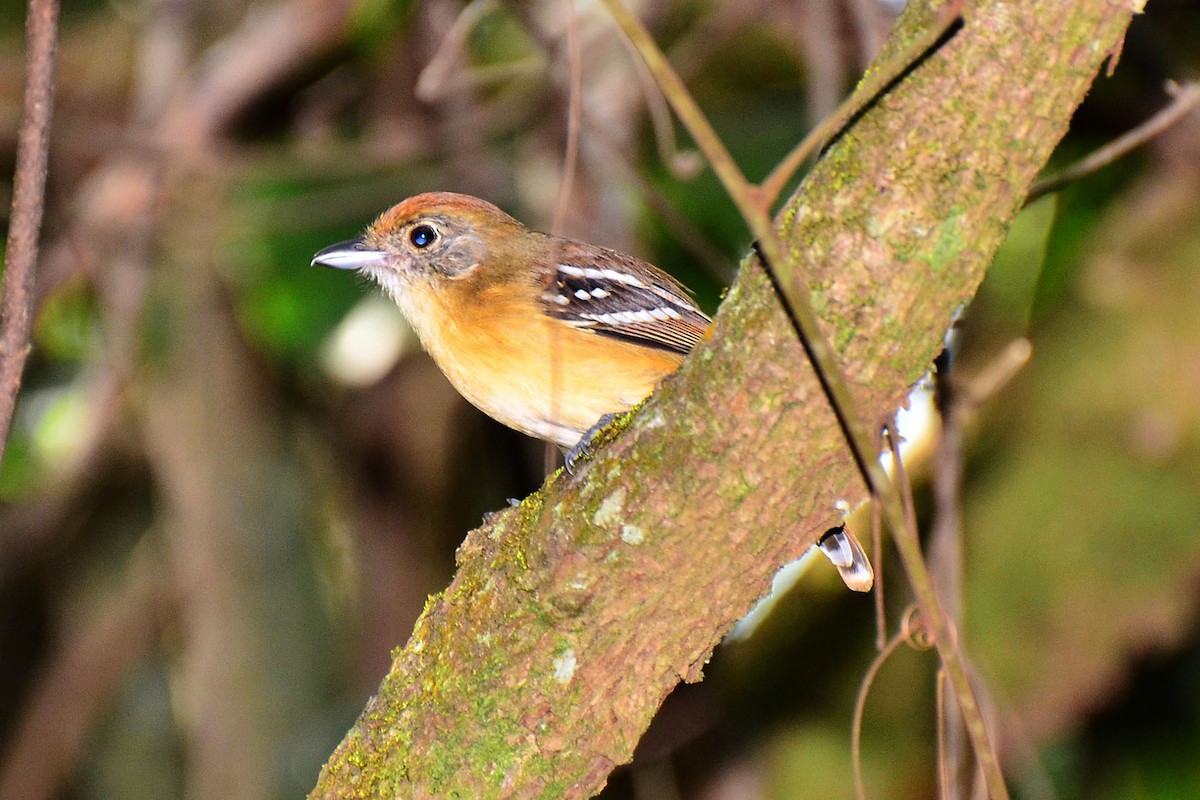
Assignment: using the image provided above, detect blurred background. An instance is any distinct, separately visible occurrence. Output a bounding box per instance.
[1,1,1199,798]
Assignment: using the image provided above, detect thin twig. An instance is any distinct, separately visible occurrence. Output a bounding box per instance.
[0,0,60,465]
[885,423,919,555]
[886,422,1004,800]
[937,669,950,800]
[1026,80,1200,205]
[588,117,732,282]
[759,5,963,210]
[415,0,500,101]
[962,338,1032,408]
[601,4,1009,797]
[852,609,931,800]
[551,0,583,236]
[617,29,701,180]
[932,352,969,797]
[933,337,1032,799]
[602,0,878,506]
[546,0,584,476]
[852,627,908,800]
[871,495,886,651]
[600,3,1012,796]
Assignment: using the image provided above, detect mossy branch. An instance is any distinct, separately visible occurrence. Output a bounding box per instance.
[311,1,1134,797]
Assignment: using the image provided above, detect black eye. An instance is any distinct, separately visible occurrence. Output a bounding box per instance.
[409,224,437,249]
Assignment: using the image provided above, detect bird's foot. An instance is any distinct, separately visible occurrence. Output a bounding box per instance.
[563,413,620,474]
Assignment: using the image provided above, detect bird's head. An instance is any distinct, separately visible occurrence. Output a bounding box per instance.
[311,192,528,296]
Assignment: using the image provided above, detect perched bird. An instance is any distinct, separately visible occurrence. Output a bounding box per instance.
[312,192,711,451]
[314,192,876,591]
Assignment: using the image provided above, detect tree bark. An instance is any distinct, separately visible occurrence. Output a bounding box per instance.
[311,1,1135,797]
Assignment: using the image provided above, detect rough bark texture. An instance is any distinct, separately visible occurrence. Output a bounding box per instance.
[311,1,1134,797]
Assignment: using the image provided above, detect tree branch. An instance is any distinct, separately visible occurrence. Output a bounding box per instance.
[311,1,1135,797]
[0,0,60,464]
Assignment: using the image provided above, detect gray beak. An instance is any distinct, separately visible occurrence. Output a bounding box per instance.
[311,237,388,270]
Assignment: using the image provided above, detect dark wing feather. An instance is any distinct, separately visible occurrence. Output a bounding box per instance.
[540,240,711,356]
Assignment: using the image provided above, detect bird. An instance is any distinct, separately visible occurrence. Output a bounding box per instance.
[313,191,875,591]
[312,191,711,455]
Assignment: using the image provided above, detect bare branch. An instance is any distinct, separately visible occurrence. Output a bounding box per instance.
[1027,80,1200,204]
[0,0,60,464]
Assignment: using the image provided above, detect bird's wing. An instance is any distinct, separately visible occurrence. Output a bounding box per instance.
[540,241,711,356]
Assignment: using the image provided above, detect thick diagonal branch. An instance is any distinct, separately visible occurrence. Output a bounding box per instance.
[312,2,1134,798]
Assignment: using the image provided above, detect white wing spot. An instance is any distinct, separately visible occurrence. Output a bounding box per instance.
[600,268,644,287]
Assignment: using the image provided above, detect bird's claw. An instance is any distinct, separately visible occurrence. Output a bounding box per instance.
[563,412,619,474]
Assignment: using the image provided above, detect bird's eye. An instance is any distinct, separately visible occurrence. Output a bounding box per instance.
[409,224,438,249]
